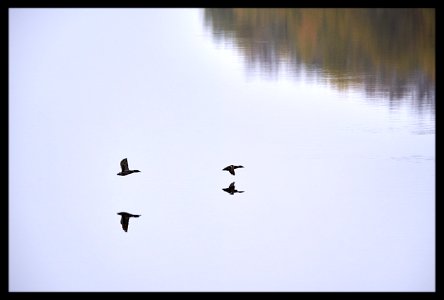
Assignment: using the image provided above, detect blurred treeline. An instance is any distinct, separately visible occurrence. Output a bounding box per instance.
[204,8,435,105]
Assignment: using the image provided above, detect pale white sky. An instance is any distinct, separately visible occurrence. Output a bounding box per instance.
[9,8,435,292]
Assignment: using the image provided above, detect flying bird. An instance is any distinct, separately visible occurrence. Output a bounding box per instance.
[117,158,141,176]
[222,182,244,195]
[222,165,244,175]
[117,212,141,232]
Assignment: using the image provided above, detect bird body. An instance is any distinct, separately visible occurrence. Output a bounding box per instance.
[117,158,141,176]
[222,165,244,175]
[117,212,141,232]
[222,182,244,195]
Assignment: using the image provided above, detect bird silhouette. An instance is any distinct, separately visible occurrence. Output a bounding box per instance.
[117,212,141,232]
[222,165,244,175]
[117,158,141,176]
[222,182,244,195]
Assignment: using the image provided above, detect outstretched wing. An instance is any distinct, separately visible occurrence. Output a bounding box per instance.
[120,158,129,172]
[120,215,129,232]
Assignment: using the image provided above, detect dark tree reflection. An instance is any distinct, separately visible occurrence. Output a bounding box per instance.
[204,8,435,113]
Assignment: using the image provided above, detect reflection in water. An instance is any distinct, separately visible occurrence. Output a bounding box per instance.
[222,182,245,195]
[203,9,435,113]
